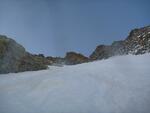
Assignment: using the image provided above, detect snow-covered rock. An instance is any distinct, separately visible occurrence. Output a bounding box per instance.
[0,54,150,113]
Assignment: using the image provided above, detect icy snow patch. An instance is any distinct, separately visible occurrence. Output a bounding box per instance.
[0,54,150,113]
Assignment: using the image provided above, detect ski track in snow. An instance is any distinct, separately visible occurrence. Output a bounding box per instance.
[0,54,150,113]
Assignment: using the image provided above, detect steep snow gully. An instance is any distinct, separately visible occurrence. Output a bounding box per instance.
[0,54,150,113]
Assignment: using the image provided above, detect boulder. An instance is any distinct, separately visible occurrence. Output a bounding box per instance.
[65,52,89,65]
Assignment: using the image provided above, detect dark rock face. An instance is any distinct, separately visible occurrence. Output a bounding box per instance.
[0,35,47,74]
[90,41,126,60]
[0,35,26,73]
[65,52,89,65]
[17,53,48,72]
[90,45,112,60]
[90,26,150,60]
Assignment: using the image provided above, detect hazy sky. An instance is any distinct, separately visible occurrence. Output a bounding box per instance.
[0,0,150,57]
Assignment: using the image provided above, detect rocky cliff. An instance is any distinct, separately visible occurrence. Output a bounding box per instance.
[90,26,150,60]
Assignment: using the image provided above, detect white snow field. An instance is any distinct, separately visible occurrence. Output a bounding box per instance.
[0,54,150,113]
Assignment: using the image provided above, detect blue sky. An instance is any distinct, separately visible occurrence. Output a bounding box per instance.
[0,0,150,57]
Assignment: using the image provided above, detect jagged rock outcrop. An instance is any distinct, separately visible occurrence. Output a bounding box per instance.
[90,26,150,60]
[0,35,47,74]
[65,52,89,65]
[17,53,48,72]
[90,41,125,60]
[124,26,150,54]
[90,45,112,60]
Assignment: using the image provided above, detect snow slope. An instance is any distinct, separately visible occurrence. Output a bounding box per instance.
[0,54,150,113]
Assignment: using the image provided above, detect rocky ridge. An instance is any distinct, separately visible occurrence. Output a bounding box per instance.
[90,25,150,60]
[0,25,150,74]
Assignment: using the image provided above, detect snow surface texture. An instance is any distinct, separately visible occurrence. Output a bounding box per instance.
[0,54,150,113]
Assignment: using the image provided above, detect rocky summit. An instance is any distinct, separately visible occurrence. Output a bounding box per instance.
[90,26,150,60]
